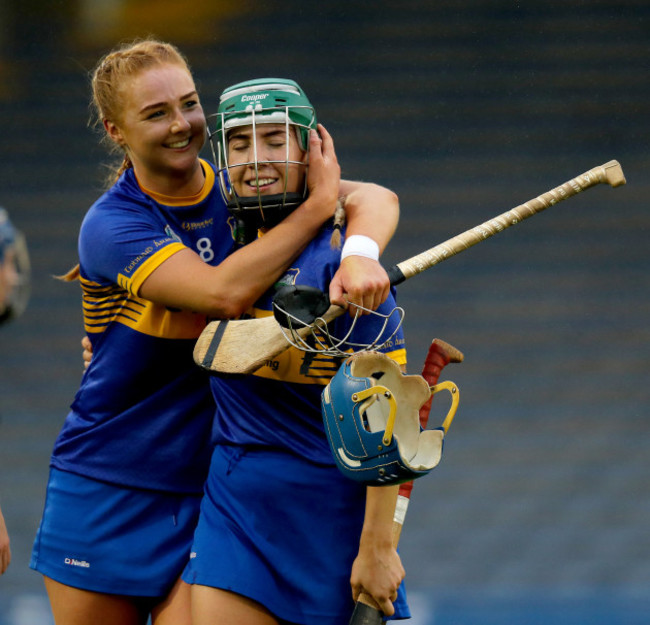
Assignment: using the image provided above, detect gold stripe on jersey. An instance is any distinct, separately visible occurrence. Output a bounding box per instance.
[81,246,207,339]
[250,308,407,386]
[119,242,186,296]
[81,278,207,339]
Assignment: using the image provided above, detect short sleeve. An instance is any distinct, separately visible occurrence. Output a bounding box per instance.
[79,199,186,296]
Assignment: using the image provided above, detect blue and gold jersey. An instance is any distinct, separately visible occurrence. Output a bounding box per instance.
[209,224,406,466]
[51,161,236,494]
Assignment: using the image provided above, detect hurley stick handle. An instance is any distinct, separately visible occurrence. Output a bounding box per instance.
[387,160,626,285]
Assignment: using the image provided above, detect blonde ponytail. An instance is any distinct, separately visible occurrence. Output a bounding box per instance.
[330,197,346,250]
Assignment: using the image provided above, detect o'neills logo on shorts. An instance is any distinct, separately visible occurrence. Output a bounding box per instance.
[64,557,90,568]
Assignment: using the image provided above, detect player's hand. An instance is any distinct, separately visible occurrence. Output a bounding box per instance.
[350,540,404,616]
[82,335,93,370]
[305,124,340,221]
[329,256,391,316]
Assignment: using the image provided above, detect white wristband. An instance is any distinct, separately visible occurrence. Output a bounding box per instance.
[340,234,380,262]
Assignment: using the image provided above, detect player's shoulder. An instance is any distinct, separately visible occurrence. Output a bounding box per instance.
[302,221,344,265]
[97,169,149,209]
[82,172,150,227]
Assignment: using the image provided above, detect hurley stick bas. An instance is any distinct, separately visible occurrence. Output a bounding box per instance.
[348,338,463,625]
[194,160,625,375]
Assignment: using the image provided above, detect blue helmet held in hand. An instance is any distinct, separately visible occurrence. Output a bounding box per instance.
[321,351,459,486]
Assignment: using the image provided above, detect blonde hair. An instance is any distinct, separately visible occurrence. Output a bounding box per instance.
[62,40,192,282]
[91,38,192,186]
[330,198,346,250]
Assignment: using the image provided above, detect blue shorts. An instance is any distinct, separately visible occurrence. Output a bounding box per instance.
[182,445,410,624]
[31,467,202,597]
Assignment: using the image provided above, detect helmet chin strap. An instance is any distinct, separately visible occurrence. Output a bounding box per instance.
[227,192,306,245]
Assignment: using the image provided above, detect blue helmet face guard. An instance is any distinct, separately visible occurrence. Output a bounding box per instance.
[321,351,459,486]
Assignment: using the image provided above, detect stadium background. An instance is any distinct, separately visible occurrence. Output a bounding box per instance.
[0,1,648,623]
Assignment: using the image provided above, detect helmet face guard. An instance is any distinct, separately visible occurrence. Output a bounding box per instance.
[321,351,459,486]
[208,78,317,244]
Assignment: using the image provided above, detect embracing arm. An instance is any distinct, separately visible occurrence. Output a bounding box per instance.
[330,180,400,312]
[140,127,340,318]
[140,201,332,318]
[339,180,399,253]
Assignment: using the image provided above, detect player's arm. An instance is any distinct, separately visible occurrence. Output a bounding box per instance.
[140,127,340,318]
[329,180,399,313]
[0,505,11,575]
[350,358,407,615]
[339,180,399,253]
[350,484,404,616]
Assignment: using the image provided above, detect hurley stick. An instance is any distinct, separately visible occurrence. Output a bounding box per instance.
[194,160,625,375]
[386,159,625,285]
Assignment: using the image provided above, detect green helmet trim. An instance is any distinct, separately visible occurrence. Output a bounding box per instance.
[215,78,317,150]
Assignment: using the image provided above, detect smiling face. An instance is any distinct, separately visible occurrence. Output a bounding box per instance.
[226,123,307,198]
[104,63,206,194]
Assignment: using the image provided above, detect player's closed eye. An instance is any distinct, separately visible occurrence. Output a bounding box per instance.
[229,142,249,152]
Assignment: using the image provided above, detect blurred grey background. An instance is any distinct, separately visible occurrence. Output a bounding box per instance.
[1,1,649,623]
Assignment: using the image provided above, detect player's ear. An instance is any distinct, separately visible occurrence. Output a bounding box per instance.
[104,119,125,146]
